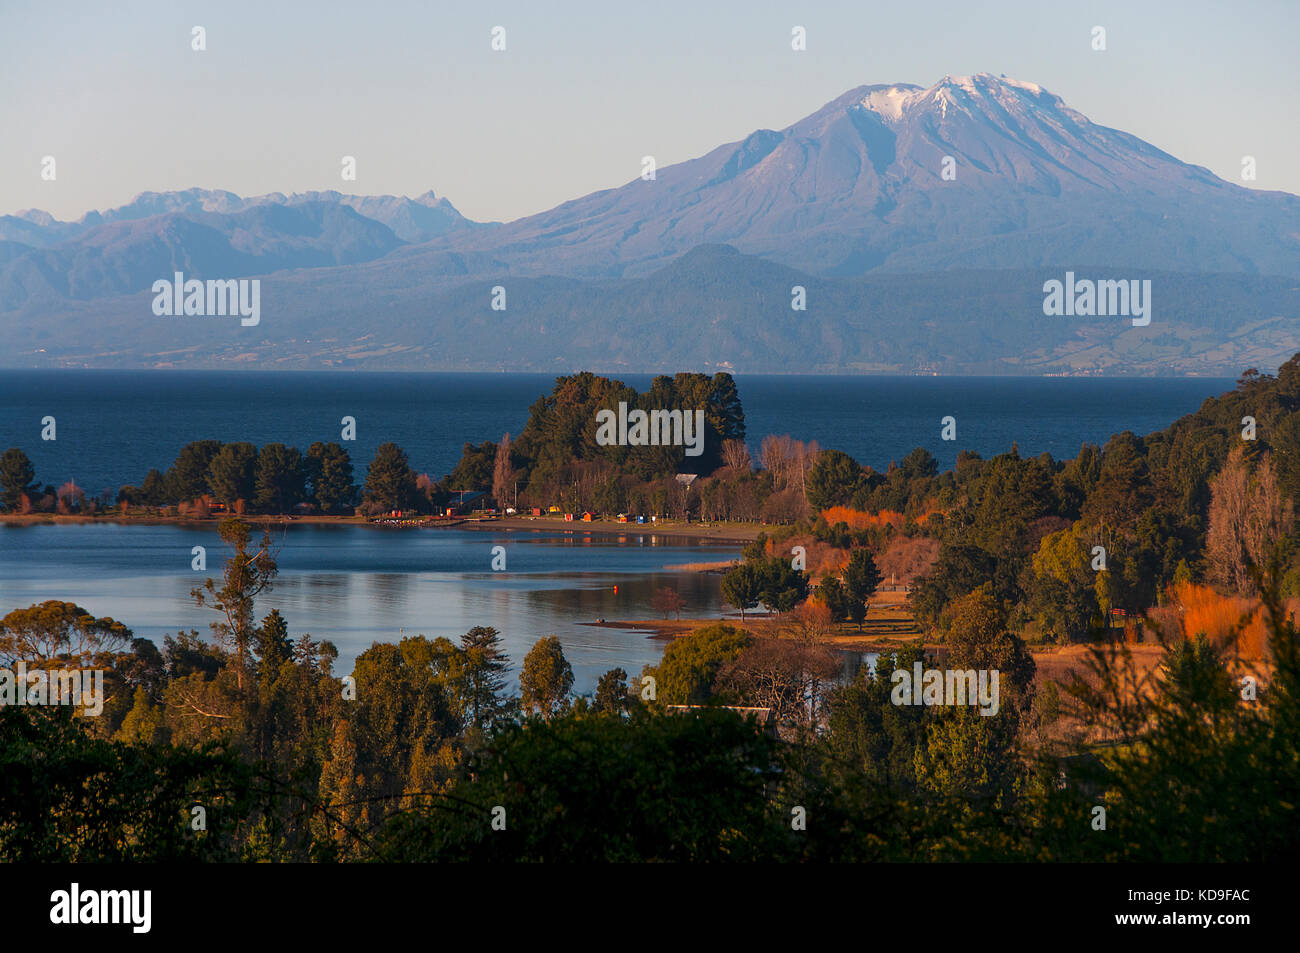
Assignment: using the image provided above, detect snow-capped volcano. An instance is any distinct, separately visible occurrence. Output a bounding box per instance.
[2,73,1297,376]
[399,72,1297,277]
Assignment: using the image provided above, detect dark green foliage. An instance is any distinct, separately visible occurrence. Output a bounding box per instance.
[254,608,292,671]
[645,623,752,705]
[445,440,496,491]
[459,626,511,731]
[7,360,1300,862]
[843,548,883,628]
[0,707,258,861]
[372,707,789,862]
[507,370,746,496]
[305,442,358,513]
[816,574,849,623]
[519,635,574,717]
[363,442,419,512]
[0,447,37,510]
[822,645,930,792]
[208,441,258,506]
[140,468,168,506]
[755,556,810,614]
[254,443,306,513]
[805,449,867,510]
[167,439,223,502]
[592,667,631,715]
[721,561,763,619]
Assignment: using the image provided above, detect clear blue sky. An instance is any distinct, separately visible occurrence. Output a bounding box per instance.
[3,0,1296,222]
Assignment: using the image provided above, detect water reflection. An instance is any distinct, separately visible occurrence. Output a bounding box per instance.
[1,522,736,693]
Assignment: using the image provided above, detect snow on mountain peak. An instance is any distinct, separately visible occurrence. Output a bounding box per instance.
[858,85,926,120]
[860,74,1057,122]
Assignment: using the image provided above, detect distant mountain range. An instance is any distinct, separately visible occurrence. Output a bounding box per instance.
[3,73,1297,374]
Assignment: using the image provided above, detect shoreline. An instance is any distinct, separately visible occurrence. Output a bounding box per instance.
[0,511,762,544]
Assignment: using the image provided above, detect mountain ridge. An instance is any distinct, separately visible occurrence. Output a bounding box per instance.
[2,74,1297,373]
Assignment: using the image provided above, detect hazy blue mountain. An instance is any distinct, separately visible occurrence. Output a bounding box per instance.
[2,74,1297,373]
[5,243,1296,375]
[0,187,473,253]
[0,202,410,309]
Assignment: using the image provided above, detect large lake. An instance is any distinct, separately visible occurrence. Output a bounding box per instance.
[0,370,1233,496]
[0,370,1236,691]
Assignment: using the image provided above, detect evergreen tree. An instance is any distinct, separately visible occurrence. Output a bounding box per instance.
[208,442,259,506]
[721,562,763,620]
[306,442,357,513]
[140,468,168,506]
[167,440,223,502]
[0,447,37,511]
[255,608,293,671]
[363,442,419,512]
[757,556,809,615]
[843,549,883,630]
[460,626,510,730]
[254,443,306,513]
[816,574,849,623]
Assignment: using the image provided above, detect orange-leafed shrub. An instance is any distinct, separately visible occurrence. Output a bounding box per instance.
[820,507,905,531]
[1164,580,1275,660]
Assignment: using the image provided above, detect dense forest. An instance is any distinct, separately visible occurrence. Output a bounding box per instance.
[2,356,1298,861]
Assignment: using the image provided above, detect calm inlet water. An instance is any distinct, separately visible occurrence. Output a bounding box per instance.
[0,522,737,692]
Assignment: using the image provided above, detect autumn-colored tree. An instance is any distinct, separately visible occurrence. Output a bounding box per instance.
[651,587,686,619]
[720,438,752,473]
[492,433,517,508]
[1207,448,1294,593]
[56,480,84,512]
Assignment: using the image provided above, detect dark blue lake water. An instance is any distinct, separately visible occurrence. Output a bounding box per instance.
[0,370,1232,496]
